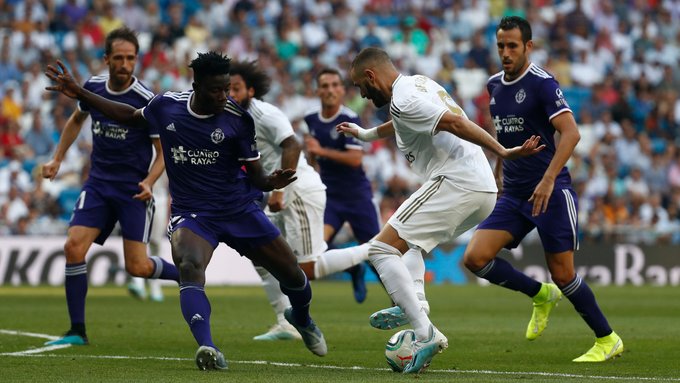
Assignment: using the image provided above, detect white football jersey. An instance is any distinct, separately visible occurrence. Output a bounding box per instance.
[248,98,326,197]
[390,74,497,192]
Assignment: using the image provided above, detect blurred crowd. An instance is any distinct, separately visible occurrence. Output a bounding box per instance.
[1,0,679,245]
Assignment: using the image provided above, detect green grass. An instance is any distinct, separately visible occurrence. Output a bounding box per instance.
[1,283,679,382]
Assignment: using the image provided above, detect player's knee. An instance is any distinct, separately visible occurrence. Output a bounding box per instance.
[125,258,152,277]
[63,239,87,263]
[177,256,205,281]
[550,271,575,287]
[462,250,490,272]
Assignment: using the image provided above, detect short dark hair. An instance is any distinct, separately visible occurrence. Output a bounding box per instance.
[350,47,392,73]
[497,16,532,44]
[315,67,343,86]
[189,51,232,84]
[105,27,139,55]
[229,60,271,99]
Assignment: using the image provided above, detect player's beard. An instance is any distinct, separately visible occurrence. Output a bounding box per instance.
[366,86,388,108]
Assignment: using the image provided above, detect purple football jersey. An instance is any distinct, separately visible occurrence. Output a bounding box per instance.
[79,75,156,183]
[304,106,373,200]
[487,63,573,198]
[142,91,262,217]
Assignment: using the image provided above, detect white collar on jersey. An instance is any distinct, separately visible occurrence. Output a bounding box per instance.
[500,62,535,86]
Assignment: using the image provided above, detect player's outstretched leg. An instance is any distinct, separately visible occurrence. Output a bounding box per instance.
[402,325,448,374]
[526,282,562,340]
[279,274,327,356]
[283,307,327,356]
[573,331,623,362]
[195,345,228,370]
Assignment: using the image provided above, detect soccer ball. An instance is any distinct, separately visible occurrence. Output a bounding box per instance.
[385,329,416,372]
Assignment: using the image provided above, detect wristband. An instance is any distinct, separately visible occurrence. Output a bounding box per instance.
[356,126,380,141]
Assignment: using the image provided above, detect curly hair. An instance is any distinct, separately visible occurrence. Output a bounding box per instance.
[189,51,232,84]
[229,60,271,99]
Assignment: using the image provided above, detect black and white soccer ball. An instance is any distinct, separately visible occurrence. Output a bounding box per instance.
[385,329,416,372]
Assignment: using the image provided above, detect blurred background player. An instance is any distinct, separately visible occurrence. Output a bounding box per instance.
[303,68,381,303]
[127,172,170,302]
[40,27,179,346]
[45,51,328,370]
[463,16,623,362]
[228,60,372,341]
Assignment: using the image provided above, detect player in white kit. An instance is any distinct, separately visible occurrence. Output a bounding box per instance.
[229,61,371,341]
[337,47,543,373]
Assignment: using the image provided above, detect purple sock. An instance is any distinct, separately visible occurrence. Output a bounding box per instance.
[560,275,613,338]
[474,257,542,297]
[150,256,180,282]
[280,274,312,327]
[179,282,215,348]
[65,262,88,332]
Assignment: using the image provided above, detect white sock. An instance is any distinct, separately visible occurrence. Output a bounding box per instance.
[402,247,430,313]
[255,266,290,325]
[314,243,370,278]
[369,240,432,340]
[147,278,164,300]
[129,276,147,297]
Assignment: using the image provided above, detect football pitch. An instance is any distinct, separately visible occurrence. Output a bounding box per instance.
[1,282,678,383]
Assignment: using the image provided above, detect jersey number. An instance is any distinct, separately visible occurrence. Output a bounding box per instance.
[437,90,463,116]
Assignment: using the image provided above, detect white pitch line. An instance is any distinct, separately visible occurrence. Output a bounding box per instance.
[2,344,71,356]
[1,353,679,381]
[0,329,60,341]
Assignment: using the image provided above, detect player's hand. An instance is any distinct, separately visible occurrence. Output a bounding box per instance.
[267,190,285,212]
[336,122,359,138]
[304,135,321,155]
[41,159,61,181]
[267,169,297,190]
[528,177,554,216]
[134,181,153,201]
[45,60,80,99]
[503,135,545,160]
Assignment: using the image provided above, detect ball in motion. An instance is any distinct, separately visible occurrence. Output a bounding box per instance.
[385,329,416,372]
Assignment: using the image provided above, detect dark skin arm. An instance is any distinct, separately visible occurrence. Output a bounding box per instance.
[45,60,147,127]
[269,135,301,212]
[244,159,297,192]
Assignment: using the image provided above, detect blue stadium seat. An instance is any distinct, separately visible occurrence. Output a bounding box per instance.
[562,86,591,121]
[57,188,81,220]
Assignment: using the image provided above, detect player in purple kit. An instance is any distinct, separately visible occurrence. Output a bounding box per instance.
[41,28,179,346]
[462,16,623,362]
[45,51,327,370]
[303,68,380,303]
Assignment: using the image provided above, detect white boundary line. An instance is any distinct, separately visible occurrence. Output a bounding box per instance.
[2,329,679,381]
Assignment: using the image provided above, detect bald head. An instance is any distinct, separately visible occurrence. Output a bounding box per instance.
[349,47,398,108]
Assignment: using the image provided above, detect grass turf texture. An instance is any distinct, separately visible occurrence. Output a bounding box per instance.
[1,283,678,383]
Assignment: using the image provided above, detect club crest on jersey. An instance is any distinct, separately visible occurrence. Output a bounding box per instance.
[211,128,225,144]
[515,88,526,104]
[330,128,339,140]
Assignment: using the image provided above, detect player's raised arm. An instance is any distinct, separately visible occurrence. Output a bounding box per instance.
[336,121,395,141]
[436,111,544,160]
[45,60,146,127]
